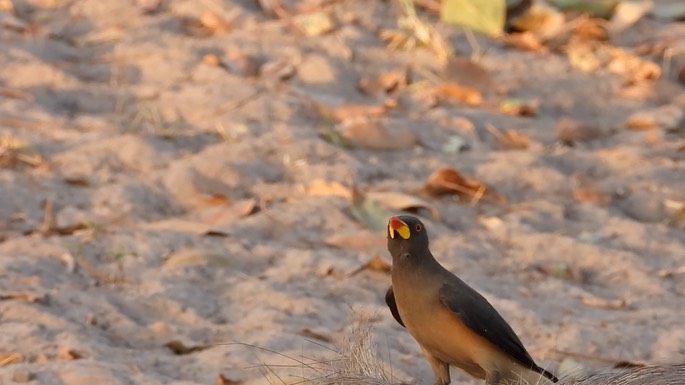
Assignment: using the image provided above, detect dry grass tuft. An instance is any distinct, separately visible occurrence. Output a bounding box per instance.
[250,319,684,385]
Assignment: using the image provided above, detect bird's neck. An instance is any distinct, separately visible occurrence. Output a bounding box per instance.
[392,249,444,278]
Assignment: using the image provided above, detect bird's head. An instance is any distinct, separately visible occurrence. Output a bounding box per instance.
[387,215,429,259]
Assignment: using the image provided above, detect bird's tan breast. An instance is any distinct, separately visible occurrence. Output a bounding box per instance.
[392,276,510,379]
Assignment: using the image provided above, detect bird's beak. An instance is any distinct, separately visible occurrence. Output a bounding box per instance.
[388,217,410,240]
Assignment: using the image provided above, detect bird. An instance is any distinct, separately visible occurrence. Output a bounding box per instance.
[385,215,557,385]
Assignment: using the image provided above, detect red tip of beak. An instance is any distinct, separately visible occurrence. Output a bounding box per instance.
[389,216,406,230]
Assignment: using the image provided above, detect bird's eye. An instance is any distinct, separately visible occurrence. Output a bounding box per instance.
[415,224,422,232]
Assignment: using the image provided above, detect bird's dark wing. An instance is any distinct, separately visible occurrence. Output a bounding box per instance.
[385,286,405,327]
[439,282,557,382]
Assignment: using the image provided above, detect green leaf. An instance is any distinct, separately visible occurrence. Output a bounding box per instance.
[440,0,506,37]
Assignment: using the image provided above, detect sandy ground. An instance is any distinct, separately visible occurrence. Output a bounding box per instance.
[1,1,685,384]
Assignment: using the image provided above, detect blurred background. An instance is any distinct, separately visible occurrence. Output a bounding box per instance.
[0,0,684,384]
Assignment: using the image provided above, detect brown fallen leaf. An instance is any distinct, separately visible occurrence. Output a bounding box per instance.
[0,292,49,304]
[216,374,243,385]
[365,191,439,218]
[657,265,685,278]
[319,103,386,123]
[194,198,259,226]
[484,124,531,150]
[304,180,351,198]
[434,83,482,106]
[580,296,629,310]
[556,117,604,145]
[626,105,684,131]
[607,47,660,82]
[0,353,22,366]
[357,69,410,95]
[199,11,231,33]
[259,59,296,81]
[420,167,503,204]
[338,120,417,150]
[348,254,392,277]
[499,99,539,117]
[510,2,565,42]
[607,0,652,34]
[194,193,231,208]
[325,232,385,251]
[504,32,544,52]
[165,340,211,355]
[163,248,234,267]
[57,347,82,361]
[299,328,333,343]
[11,369,31,383]
[442,57,492,94]
[293,11,334,36]
[573,187,612,205]
[220,51,261,77]
[179,12,230,37]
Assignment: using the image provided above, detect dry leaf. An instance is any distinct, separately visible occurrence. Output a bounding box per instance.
[220,51,261,77]
[0,292,49,304]
[339,120,416,150]
[57,347,82,361]
[569,16,608,42]
[259,59,296,81]
[163,248,234,267]
[165,340,210,355]
[199,11,231,33]
[351,187,393,231]
[420,167,502,204]
[194,193,231,207]
[504,32,544,51]
[607,48,660,82]
[299,328,333,343]
[305,180,351,198]
[348,254,392,277]
[534,261,575,280]
[434,83,482,106]
[607,0,652,34]
[194,198,258,226]
[510,2,565,41]
[556,117,604,144]
[141,219,213,235]
[626,105,684,131]
[325,232,385,251]
[216,374,243,385]
[357,69,410,95]
[657,265,685,278]
[580,296,629,310]
[573,187,611,204]
[484,124,531,150]
[499,99,538,117]
[442,57,492,93]
[366,191,439,218]
[293,11,334,36]
[0,353,22,366]
[179,12,229,37]
[320,104,386,123]
[566,42,602,72]
[11,370,31,383]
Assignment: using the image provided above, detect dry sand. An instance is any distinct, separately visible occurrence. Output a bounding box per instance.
[1,1,685,384]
